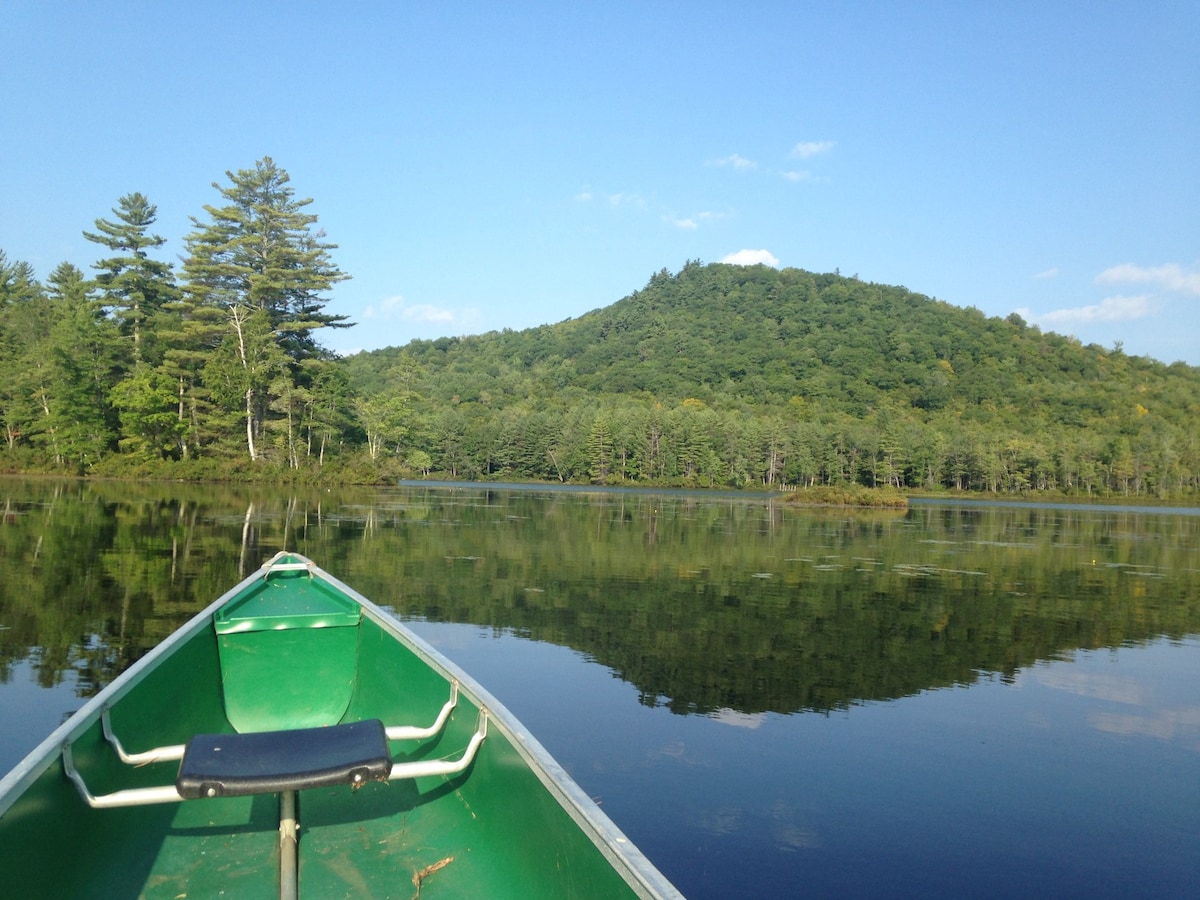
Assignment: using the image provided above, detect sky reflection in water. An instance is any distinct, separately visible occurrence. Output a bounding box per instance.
[407,622,1200,900]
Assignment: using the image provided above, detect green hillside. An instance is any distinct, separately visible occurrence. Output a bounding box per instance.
[345,262,1200,496]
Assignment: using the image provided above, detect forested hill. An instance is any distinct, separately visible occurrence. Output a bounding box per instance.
[345,262,1200,496]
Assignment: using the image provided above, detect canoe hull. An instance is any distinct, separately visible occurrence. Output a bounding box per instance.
[0,554,681,899]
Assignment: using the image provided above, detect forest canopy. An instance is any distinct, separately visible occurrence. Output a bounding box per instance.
[3,167,1198,498]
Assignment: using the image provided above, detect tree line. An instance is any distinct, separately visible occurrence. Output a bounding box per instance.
[347,264,1200,499]
[1,157,353,476]
[3,166,1199,498]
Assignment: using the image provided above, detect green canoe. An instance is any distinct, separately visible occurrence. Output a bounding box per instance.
[0,553,683,899]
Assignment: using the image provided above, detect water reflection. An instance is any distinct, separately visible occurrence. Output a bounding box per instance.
[2,478,1198,721]
[2,479,1198,897]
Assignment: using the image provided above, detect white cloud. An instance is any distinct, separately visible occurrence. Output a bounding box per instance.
[709,153,757,170]
[781,170,812,182]
[709,708,766,729]
[1038,294,1154,325]
[1095,262,1200,296]
[363,295,458,324]
[665,210,723,230]
[720,249,780,267]
[791,140,835,159]
[362,295,405,319]
[402,303,458,324]
[1034,267,1059,279]
[607,192,645,209]
[575,189,647,209]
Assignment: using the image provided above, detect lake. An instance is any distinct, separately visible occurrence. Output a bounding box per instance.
[1,478,1197,897]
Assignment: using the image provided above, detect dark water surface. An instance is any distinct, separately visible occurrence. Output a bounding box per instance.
[1,479,1197,897]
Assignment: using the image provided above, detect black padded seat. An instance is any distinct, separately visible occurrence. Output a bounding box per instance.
[176,719,392,799]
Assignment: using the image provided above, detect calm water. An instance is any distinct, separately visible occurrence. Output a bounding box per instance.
[1,479,1198,897]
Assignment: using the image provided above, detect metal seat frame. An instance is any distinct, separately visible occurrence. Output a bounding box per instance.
[62,680,487,809]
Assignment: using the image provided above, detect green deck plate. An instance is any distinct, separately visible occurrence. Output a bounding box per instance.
[214,571,362,634]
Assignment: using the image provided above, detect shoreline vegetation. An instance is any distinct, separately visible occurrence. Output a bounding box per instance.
[3,161,1197,505]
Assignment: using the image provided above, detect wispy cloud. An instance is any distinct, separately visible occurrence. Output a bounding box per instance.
[791,140,835,159]
[363,295,460,324]
[1034,267,1059,280]
[1096,262,1200,296]
[1037,294,1154,325]
[606,192,645,209]
[1035,669,1143,705]
[709,708,767,729]
[781,170,812,182]
[665,210,724,230]
[721,249,780,267]
[708,153,757,170]
[574,189,645,209]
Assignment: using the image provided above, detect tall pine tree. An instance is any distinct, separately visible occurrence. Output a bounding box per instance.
[83,193,177,364]
[182,157,350,362]
[182,158,351,462]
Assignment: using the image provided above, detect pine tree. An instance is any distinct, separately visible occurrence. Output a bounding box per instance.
[202,305,288,462]
[45,263,122,466]
[83,193,177,363]
[0,253,46,451]
[182,157,351,363]
[182,158,351,462]
[157,289,227,459]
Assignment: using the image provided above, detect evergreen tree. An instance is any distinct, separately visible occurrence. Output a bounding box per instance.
[0,251,42,306]
[157,289,227,459]
[83,193,177,363]
[182,157,351,363]
[0,253,46,451]
[181,158,351,461]
[45,263,122,466]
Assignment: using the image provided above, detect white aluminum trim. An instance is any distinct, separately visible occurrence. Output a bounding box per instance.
[61,742,184,809]
[101,708,186,765]
[388,710,487,782]
[0,563,260,819]
[312,560,684,899]
[385,680,458,741]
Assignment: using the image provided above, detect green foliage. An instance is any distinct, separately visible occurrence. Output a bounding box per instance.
[182,157,350,363]
[3,481,1195,714]
[83,192,178,363]
[111,363,183,459]
[4,212,1199,495]
[349,263,1200,497]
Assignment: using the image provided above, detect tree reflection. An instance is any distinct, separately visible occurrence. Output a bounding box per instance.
[1,479,1197,715]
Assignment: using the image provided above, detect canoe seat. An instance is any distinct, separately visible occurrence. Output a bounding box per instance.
[63,685,489,810]
[176,719,392,799]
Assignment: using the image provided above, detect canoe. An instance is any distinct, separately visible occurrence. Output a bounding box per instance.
[0,552,683,899]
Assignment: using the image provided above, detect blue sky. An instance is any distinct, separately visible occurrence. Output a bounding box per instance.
[2,2,1197,364]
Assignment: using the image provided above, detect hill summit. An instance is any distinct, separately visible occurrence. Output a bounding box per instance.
[346,262,1199,496]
